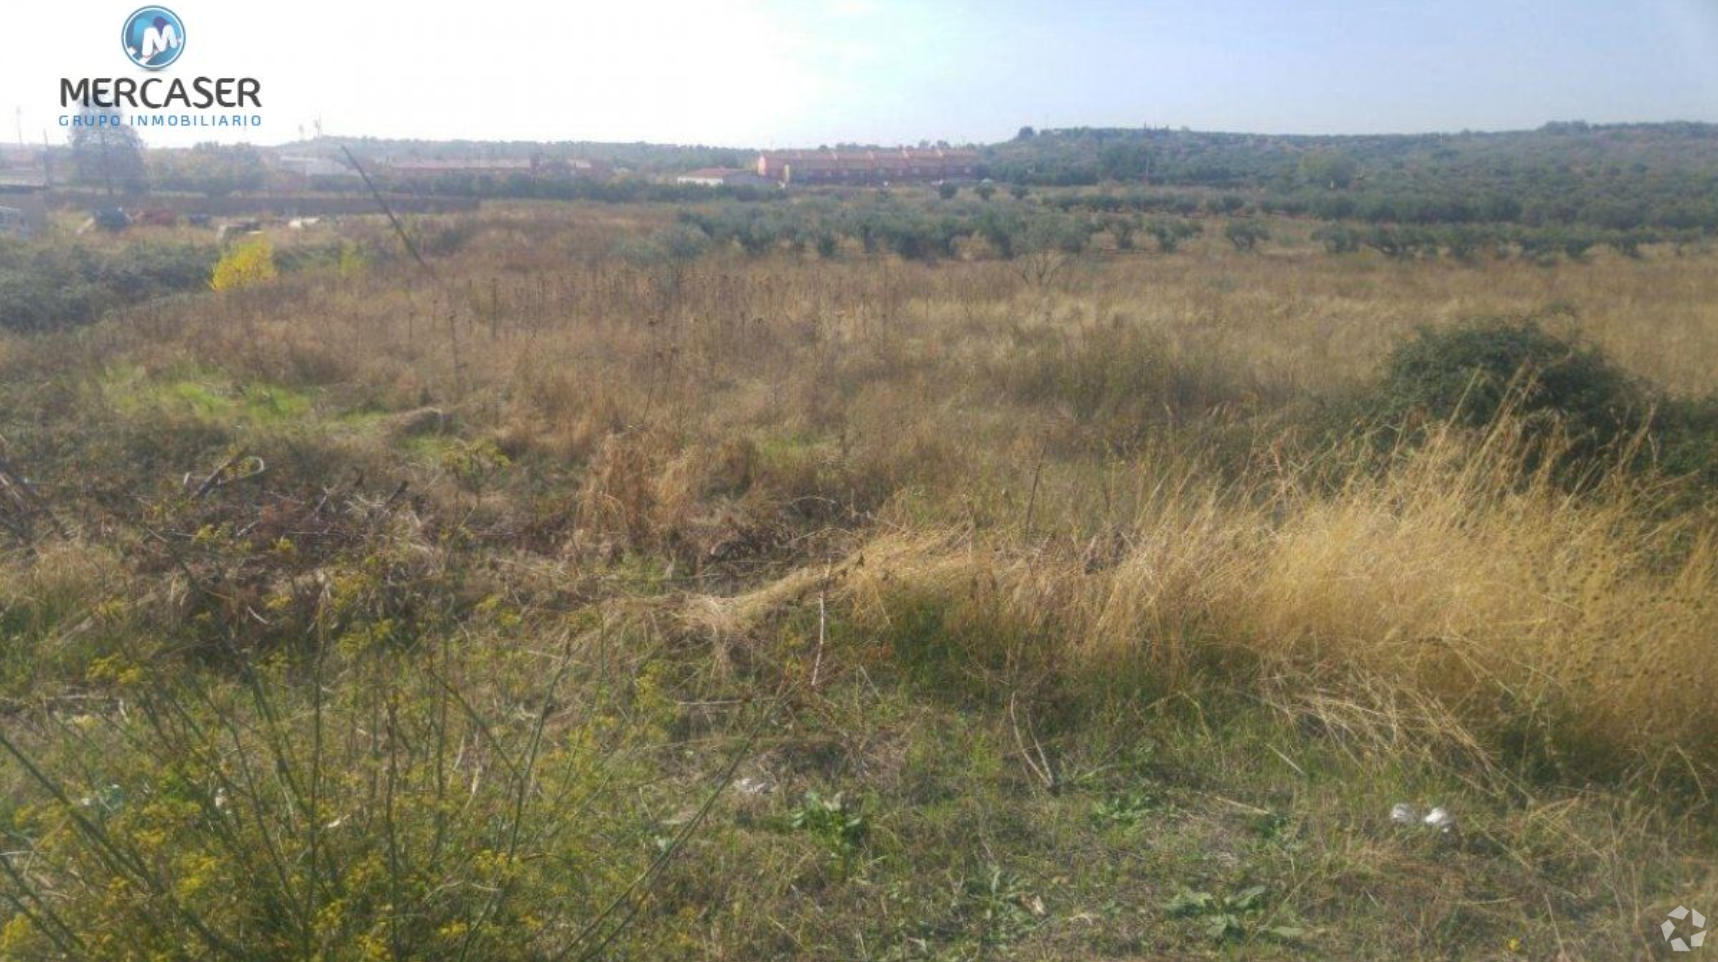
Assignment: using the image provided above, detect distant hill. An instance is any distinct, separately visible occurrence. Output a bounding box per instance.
[983,122,1718,230]
[269,122,1718,231]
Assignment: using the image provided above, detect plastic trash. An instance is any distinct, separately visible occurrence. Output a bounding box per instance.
[734,776,774,796]
[1423,807,1456,834]
[1389,801,1456,835]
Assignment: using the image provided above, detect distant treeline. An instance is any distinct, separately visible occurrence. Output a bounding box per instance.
[352,174,785,205]
[984,122,1718,232]
[655,195,1693,265]
[1030,191,1704,253]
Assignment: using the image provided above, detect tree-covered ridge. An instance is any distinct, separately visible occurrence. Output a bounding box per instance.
[985,122,1718,230]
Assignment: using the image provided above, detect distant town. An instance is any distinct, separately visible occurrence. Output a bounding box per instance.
[0,141,992,237]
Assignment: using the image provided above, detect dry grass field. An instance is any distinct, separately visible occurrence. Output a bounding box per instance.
[1,200,1716,960]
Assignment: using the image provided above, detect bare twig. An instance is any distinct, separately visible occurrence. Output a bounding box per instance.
[190,454,266,499]
[1021,439,1049,537]
[1009,693,1056,790]
[811,555,833,690]
[0,449,63,541]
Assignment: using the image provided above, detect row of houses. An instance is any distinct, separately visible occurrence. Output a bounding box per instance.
[676,148,981,189]
[756,147,978,185]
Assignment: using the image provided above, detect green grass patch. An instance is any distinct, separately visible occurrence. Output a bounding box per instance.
[102,363,315,428]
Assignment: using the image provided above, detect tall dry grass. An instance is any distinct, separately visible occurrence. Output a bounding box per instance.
[696,418,1718,783]
[3,206,1718,959]
[6,206,1717,784]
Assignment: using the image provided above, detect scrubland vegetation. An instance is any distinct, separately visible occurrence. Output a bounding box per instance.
[1,196,1717,960]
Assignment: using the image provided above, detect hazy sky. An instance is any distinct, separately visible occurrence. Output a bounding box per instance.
[6,0,1718,148]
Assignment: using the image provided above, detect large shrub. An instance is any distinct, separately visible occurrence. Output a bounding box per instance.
[1654,396,1718,487]
[1376,318,1645,455]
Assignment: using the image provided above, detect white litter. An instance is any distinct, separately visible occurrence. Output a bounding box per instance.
[1422,807,1456,834]
[1389,801,1457,835]
[734,776,774,796]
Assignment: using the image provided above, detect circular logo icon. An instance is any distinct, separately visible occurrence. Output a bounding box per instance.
[122,6,185,70]
[1663,906,1707,953]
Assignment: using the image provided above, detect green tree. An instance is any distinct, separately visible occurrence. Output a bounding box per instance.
[1312,224,1360,254]
[618,225,709,313]
[1148,218,1201,253]
[1013,213,1090,288]
[1106,214,1138,250]
[1099,143,1151,181]
[977,209,1022,259]
[169,143,267,198]
[1362,225,1430,260]
[1297,150,1358,189]
[1223,219,1269,252]
[68,107,148,196]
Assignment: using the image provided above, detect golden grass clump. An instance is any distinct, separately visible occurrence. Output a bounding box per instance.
[1229,426,1718,775]
[703,419,1718,780]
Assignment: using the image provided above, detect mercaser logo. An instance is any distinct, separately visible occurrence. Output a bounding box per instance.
[57,7,261,129]
[122,7,185,70]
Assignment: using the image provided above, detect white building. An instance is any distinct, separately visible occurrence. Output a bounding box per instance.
[676,168,776,188]
[276,155,352,178]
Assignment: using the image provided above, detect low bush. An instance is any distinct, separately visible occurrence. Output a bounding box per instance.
[0,242,217,332]
[208,237,278,292]
[1372,318,1646,457]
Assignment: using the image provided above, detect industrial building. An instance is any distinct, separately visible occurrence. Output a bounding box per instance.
[676,167,776,188]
